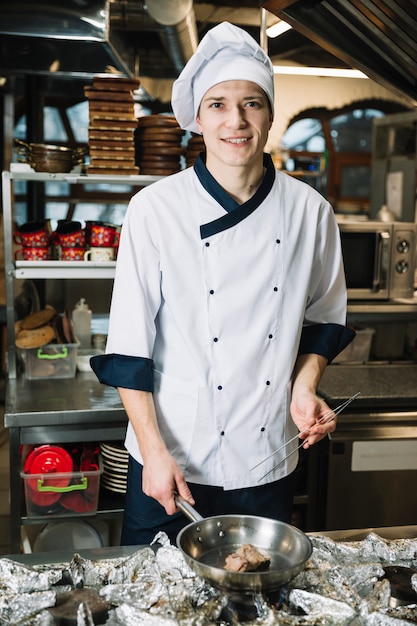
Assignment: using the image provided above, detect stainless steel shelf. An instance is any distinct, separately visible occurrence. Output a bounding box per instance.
[8,168,161,186]
[14,260,116,279]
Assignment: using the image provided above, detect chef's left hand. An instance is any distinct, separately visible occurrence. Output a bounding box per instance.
[290,391,336,449]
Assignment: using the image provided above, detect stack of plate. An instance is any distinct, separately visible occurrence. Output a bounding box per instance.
[100,442,128,494]
[84,75,140,176]
[184,134,205,167]
[134,115,184,176]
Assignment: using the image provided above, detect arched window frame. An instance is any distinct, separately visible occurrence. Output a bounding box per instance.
[282,99,409,213]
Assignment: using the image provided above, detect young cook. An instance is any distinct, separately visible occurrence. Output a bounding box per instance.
[92,22,354,545]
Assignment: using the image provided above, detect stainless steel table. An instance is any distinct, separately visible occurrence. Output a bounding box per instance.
[4,372,128,554]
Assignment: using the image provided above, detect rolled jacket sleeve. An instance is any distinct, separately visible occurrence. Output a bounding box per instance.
[298,323,356,363]
[90,353,154,391]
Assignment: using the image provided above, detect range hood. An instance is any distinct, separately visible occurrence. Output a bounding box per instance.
[263,0,417,106]
[0,0,198,79]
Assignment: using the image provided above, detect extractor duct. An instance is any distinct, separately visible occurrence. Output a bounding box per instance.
[263,0,417,106]
[0,0,198,79]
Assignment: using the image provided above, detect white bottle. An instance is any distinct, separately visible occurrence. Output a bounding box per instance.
[72,298,92,349]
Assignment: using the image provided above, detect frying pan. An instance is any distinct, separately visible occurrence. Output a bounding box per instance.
[175,495,312,594]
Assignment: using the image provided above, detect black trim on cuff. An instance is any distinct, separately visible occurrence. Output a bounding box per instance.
[90,353,154,391]
[298,324,356,363]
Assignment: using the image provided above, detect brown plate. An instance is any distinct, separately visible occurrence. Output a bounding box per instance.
[86,166,140,175]
[84,87,134,102]
[139,146,184,156]
[89,111,136,121]
[89,148,135,157]
[140,168,180,176]
[138,127,184,136]
[137,138,182,150]
[89,157,137,165]
[139,155,181,163]
[89,134,135,143]
[89,141,134,150]
[89,119,138,129]
[92,76,140,90]
[88,101,135,111]
[16,325,55,349]
[137,115,179,127]
[20,307,57,330]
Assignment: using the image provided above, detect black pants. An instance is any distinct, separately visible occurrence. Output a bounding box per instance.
[120,455,295,546]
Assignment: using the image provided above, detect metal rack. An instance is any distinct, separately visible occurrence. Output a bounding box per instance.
[2,168,160,553]
[2,169,160,378]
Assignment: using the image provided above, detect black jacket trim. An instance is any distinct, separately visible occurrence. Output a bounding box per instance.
[90,353,154,391]
[298,324,356,363]
[196,153,276,239]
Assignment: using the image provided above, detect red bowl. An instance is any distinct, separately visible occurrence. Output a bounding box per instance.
[24,445,73,508]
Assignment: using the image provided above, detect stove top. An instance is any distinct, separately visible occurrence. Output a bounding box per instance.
[2,530,417,624]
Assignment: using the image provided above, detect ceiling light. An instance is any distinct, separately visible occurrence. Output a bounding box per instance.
[273,66,368,78]
[267,21,292,38]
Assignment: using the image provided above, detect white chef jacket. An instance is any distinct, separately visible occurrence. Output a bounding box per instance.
[92,154,352,490]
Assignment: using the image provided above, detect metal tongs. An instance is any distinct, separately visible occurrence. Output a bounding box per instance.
[251,392,360,481]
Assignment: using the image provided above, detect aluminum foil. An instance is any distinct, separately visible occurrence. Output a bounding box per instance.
[0,590,56,624]
[1,531,417,625]
[289,588,356,624]
[0,558,61,593]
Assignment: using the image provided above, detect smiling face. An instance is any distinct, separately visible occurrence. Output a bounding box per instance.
[196,80,273,175]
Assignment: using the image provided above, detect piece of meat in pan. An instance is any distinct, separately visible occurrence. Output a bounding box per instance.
[224,543,271,572]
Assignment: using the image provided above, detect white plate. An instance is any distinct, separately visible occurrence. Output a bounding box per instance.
[100,442,126,452]
[103,463,127,476]
[102,482,127,494]
[100,443,129,460]
[100,446,128,458]
[101,479,127,494]
[33,520,103,553]
[102,474,127,486]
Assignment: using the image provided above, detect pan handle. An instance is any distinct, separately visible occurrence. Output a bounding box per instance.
[174,494,204,522]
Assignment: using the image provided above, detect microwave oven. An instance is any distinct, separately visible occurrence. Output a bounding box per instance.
[337,220,417,300]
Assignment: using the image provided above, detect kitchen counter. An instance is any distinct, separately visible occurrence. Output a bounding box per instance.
[319,363,417,410]
[4,372,126,429]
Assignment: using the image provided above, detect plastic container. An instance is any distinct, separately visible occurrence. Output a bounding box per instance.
[333,327,375,363]
[18,343,79,379]
[72,298,92,349]
[76,348,104,372]
[21,465,102,518]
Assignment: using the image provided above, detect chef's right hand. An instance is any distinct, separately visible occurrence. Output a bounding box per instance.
[141,449,195,515]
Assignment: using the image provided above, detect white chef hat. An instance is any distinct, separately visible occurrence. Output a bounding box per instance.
[171,22,275,134]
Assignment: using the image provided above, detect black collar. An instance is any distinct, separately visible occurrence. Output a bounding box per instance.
[194,153,276,239]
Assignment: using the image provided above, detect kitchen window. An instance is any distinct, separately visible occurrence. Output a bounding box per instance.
[13,101,133,227]
[280,100,409,215]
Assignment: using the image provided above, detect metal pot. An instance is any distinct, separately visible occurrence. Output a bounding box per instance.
[175,495,312,594]
[14,139,86,173]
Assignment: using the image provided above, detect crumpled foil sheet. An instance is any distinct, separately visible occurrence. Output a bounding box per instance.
[1,531,416,625]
